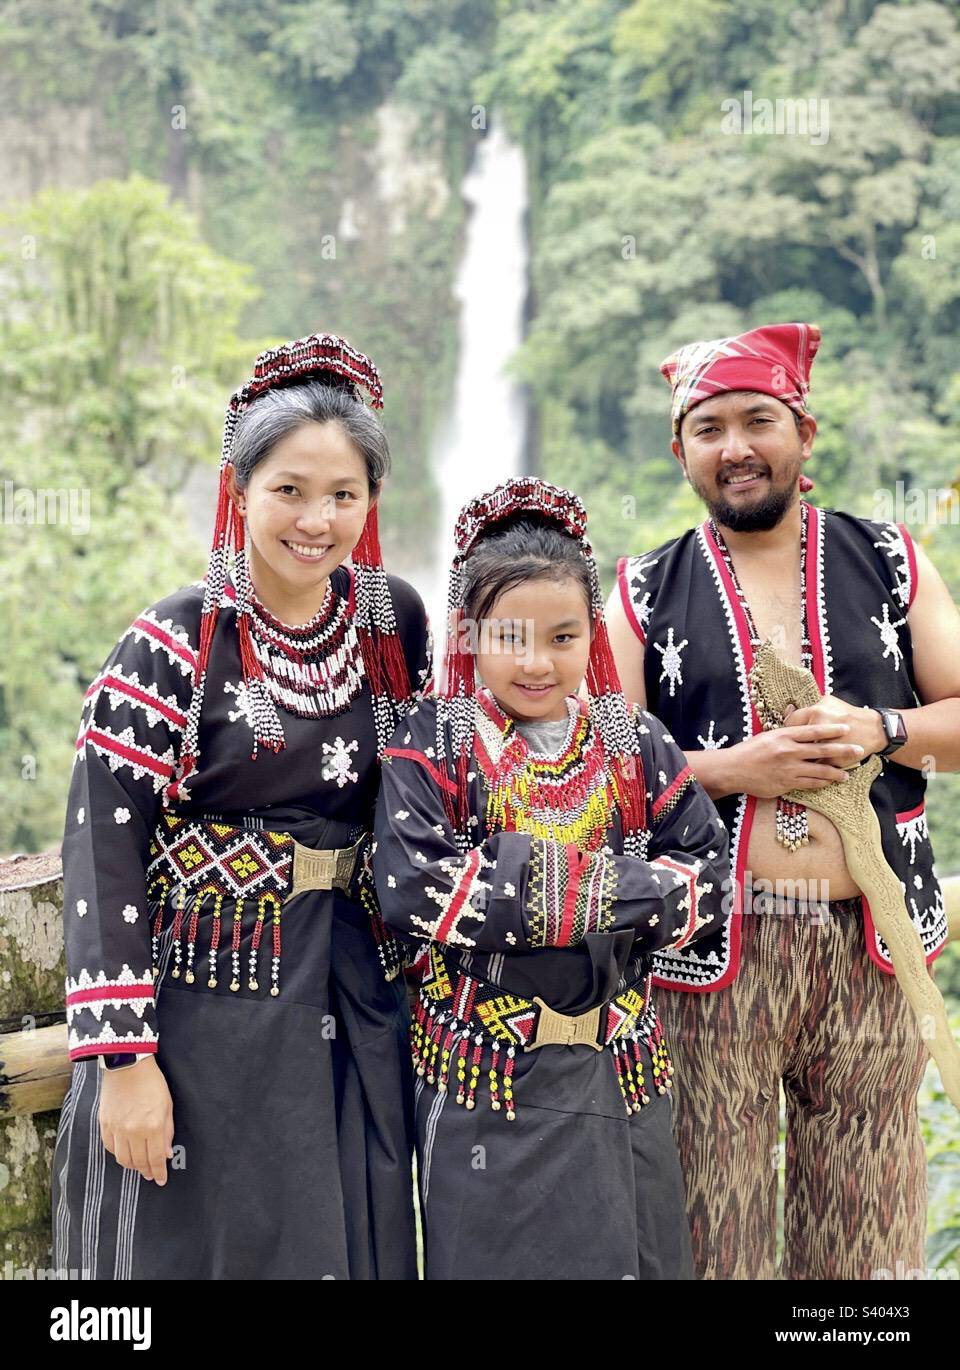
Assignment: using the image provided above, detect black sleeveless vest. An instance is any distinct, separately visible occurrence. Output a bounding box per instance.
[617,502,947,992]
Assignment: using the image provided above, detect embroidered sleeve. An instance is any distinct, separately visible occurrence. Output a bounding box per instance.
[62,599,197,1061]
[612,708,730,954]
[373,730,532,953]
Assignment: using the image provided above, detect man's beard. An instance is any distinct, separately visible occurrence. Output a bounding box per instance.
[692,462,802,532]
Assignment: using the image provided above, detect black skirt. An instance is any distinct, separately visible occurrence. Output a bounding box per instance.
[414,1032,694,1281]
[51,815,417,1280]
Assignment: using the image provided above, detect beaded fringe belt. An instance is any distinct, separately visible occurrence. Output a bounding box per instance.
[411,945,674,1121]
[144,813,401,993]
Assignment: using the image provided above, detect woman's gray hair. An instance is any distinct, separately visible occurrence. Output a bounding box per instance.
[230,377,390,490]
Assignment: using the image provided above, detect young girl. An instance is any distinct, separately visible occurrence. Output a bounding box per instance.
[53,334,430,1280]
[373,477,730,1281]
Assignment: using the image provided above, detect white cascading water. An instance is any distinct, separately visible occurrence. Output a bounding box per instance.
[416,117,529,670]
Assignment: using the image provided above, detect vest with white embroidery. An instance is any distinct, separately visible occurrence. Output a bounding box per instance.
[616,502,947,992]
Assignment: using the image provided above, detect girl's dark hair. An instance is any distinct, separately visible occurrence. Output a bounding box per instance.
[462,513,593,625]
[230,375,390,491]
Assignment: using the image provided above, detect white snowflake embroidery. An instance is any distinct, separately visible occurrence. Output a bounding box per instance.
[870,603,906,670]
[77,807,85,824]
[322,736,359,788]
[433,824,446,835]
[395,810,410,821]
[415,851,427,863]
[630,553,660,586]
[122,904,139,923]
[914,874,923,890]
[224,680,256,729]
[76,899,87,917]
[114,807,131,825]
[697,721,729,750]
[387,874,397,888]
[505,931,517,946]
[504,882,516,897]
[653,627,688,697]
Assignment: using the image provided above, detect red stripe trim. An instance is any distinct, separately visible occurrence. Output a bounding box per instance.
[803,504,827,692]
[435,848,481,941]
[97,674,187,726]
[898,524,918,609]
[617,557,647,645]
[652,765,692,820]
[895,801,925,824]
[132,617,197,669]
[67,984,154,1007]
[556,845,587,946]
[382,747,458,796]
[69,1043,158,1061]
[656,855,699,949]
[702,521,761,734]
[76,727,175,778]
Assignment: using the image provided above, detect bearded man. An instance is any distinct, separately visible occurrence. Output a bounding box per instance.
[606,322,960,1280]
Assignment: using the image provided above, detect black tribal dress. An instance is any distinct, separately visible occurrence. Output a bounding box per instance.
[372,688,730,1280]
[51,565,430,1280]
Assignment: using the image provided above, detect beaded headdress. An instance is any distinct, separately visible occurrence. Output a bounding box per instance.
[436,477,648,854]
[170,333,412,800]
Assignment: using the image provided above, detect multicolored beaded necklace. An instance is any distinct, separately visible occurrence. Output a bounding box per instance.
[709,500,813,851]
[475,690,620,855]
[246,575,366,720]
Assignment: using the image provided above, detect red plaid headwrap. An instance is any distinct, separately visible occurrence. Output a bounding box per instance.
[661,320,820,445]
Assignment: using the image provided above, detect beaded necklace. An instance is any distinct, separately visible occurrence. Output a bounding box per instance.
[709,500,812,851]
[476,691,619,854]
[247,574,366,720]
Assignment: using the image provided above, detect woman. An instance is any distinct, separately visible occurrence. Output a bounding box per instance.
[373,477,730,1280]
[52,333,430,1280]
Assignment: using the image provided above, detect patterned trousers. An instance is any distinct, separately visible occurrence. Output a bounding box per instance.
[656,901,929,1280]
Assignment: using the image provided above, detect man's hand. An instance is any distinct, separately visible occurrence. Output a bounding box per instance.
[99,1056,175,1186]
[700,721,864,800]
[784,694,887,756]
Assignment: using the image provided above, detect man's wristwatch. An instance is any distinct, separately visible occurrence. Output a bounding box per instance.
[99,1053,150,1071]
[873,707,907,757]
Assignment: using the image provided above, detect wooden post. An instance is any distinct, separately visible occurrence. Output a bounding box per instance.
[0,852,65,1277]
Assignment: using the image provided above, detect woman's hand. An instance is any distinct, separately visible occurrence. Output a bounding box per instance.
[99,1057,175,1186]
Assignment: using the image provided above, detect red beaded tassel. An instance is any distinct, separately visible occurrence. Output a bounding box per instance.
[229,901,243,992]
[646,1019,675,1095]
[352,503,413,713]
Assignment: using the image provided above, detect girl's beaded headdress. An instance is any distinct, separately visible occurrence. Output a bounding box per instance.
[437,476,648,852]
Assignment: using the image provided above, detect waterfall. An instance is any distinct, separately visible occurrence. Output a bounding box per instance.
[418,118,529,657]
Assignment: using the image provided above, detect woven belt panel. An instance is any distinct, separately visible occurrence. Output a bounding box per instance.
[146,814,294,906]
[412,945,673,1120]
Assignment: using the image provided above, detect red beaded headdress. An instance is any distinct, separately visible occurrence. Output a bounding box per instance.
[436,477,648,854]
[170,333,412,801]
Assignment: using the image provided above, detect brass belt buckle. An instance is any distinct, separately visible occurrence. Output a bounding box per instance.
[524,997,604,1052]
[288,835,366,901]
